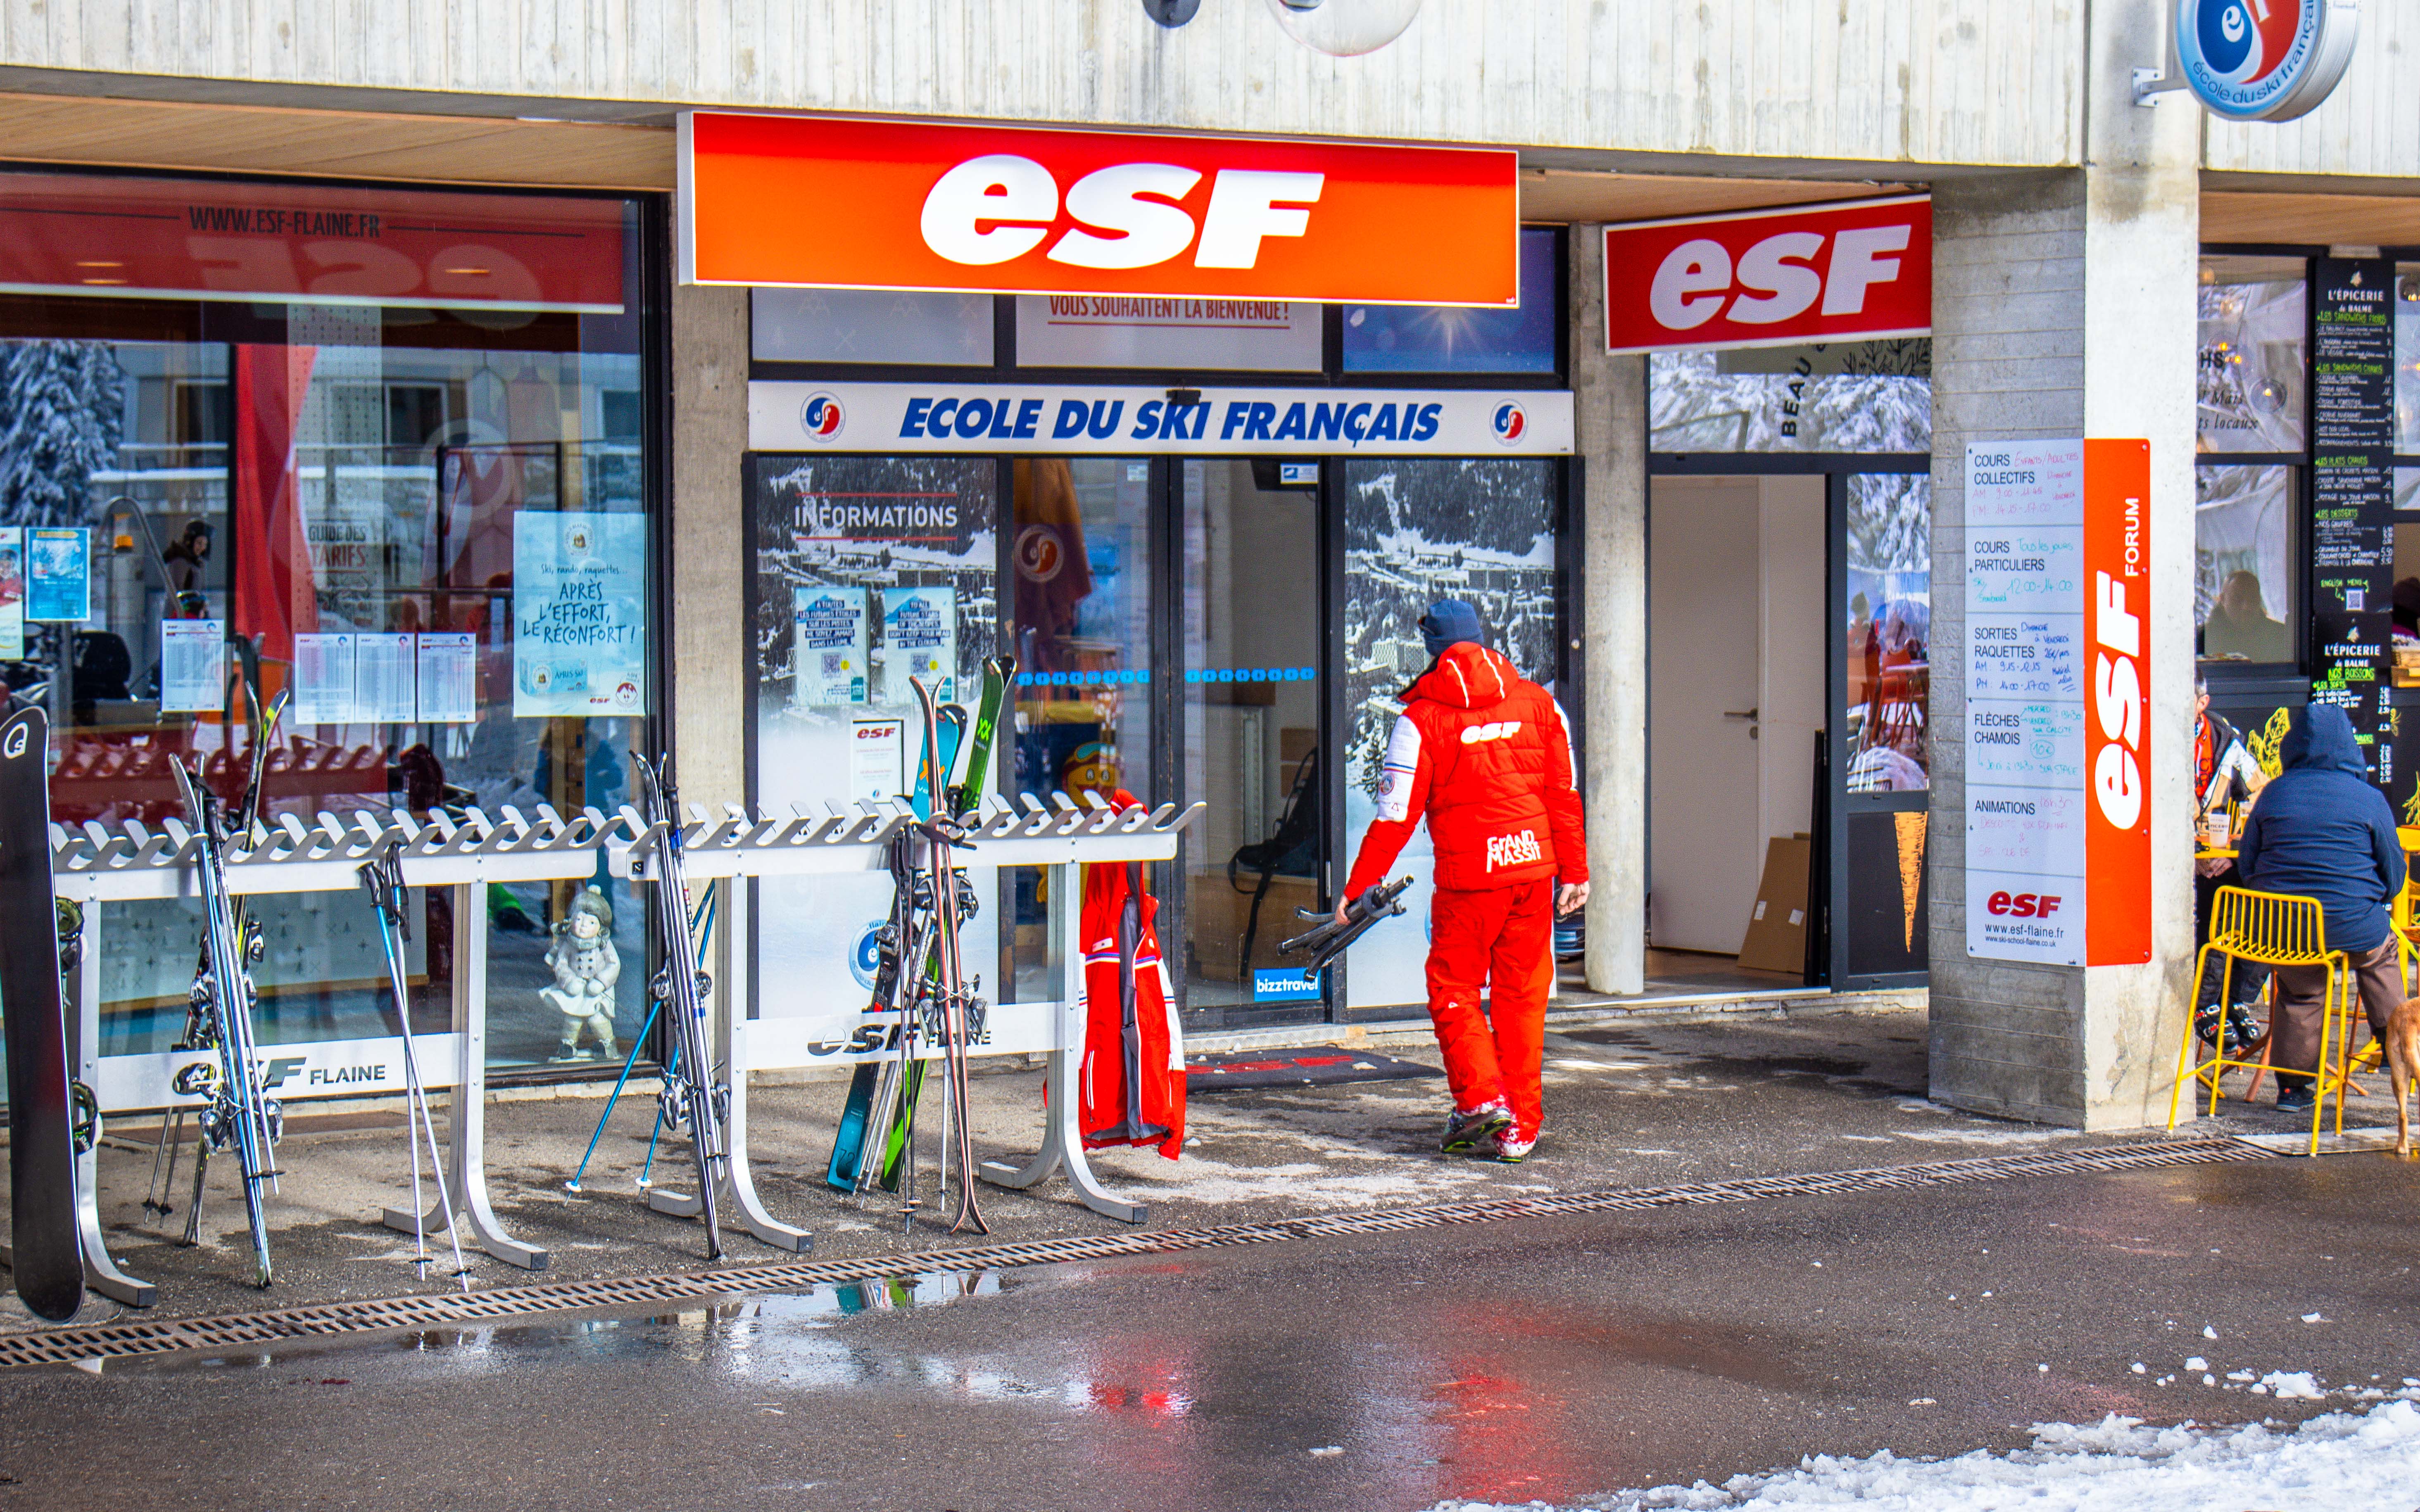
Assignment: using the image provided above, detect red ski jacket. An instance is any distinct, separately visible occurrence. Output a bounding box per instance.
[1344,643,1587,898]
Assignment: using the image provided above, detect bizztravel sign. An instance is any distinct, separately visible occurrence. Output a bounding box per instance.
[2173,0,2358,122]
[681,111,1517,307]
[748,382,1573,457]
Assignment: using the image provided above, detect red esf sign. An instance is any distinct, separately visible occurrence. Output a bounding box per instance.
[1601,195,1931,355]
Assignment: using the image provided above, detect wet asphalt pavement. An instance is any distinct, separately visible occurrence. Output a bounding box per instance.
[1,1154,2415,1511]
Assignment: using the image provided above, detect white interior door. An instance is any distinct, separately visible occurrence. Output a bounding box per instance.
[1759,475,1828,847]
[1648,477,1762,953]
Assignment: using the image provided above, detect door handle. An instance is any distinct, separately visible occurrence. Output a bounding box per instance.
[1722,708,1759,721]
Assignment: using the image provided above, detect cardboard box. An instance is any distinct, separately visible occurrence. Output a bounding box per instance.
[1736,834,1812,976]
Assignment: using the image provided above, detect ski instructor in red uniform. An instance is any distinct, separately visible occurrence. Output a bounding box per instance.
[1336,600,1587,1162]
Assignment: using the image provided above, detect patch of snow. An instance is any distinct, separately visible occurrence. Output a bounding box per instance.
[2202,1326,2219,1340]
[2261,1372,2324,1401]
[2300,1313,2326,1324]
[1428,1400,2420,1511]
[2184,1358,2207,1373]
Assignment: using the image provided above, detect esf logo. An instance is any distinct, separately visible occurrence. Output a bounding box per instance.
[922,157,1322,272]
[800,392,846,442]
[1493,401,1528,445]
[1459,719,1524,745]
[2175,0,2358,123]
[848,921,885,991]
[1985,892,2062,919]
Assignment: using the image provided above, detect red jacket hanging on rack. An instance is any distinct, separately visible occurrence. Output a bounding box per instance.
[1077,790,1185,1159]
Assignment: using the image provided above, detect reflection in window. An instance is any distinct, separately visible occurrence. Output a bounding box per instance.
[2196,464,2296,664]
[751,287,994,366]
[1341,228,1559,375]
[2198,257,2307,454]
[1844,474,1930,793]
[2398,264,2419,453]
[1649,340,1930,453]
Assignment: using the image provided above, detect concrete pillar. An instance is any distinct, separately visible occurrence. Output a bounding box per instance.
[1569,226,1649,996]
[1926,4,2200,1129]
[668,283,751,805]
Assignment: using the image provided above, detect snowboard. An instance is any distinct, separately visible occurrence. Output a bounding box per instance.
[0,707,83,1322]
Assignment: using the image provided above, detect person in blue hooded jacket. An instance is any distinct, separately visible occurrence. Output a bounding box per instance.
[2233,703,2408,1111]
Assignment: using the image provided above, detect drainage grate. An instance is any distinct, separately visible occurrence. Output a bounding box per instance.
[0,1137,2273,1369]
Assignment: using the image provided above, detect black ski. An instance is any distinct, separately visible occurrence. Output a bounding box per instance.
[0,707,83,1322]
[636,756,730,1259]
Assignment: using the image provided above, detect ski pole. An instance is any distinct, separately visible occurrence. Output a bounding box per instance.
[563,887,711,1192]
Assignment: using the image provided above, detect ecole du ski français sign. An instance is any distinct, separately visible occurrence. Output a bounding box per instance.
[1964,440,2151,967]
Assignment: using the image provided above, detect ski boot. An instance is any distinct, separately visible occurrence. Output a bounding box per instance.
[2193,1000,2263,1055]
[1487,1129,1536,1164]
[1440,1100,1514,1156]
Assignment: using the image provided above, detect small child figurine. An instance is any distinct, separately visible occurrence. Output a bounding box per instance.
[542,886,620,1061]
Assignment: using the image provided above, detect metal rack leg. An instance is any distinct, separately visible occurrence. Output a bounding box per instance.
[647,878,809,1251]
[383,883,547,1270]
[68,900,155,1305]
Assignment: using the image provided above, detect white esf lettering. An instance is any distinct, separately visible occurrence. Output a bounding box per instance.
[1484,829,1542,872]
[2091,570,2145,830]
[1647,223,1914,331]
[1460,720,1524,745]
[920,156,1324,271]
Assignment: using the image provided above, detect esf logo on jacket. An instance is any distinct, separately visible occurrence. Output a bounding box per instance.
[1460,720,1524,745]
[1485,829,1543,873]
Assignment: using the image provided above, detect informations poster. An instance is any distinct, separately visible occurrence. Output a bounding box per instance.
[880,585,956,705]
[25,527,88,623]
[415,632,477,722]
[0,527,23,659]
[794,587,868,705]
[1962,439,2151,966]
[513,512,649,718]
[292,632,357,726]
[158,619,225,712]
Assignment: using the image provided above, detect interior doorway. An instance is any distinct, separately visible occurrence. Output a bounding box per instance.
[1647,473,1826,973]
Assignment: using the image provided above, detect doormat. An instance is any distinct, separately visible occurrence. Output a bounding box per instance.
[1185,1049,1443,1092]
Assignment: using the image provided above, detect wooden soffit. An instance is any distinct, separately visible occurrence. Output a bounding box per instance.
[1519,168,1908,225]
[2201,190,2420,248]
[0,91,674,190]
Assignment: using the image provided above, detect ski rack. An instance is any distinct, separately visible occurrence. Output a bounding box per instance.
[49,805,618,1296]
[606,790,1205,1228]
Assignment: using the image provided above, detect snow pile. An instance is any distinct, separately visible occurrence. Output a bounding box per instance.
[1431,1399,2420,1511]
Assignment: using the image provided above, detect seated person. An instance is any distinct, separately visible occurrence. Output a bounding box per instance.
[2201,571,2291,663]
[2234,705,2406,1111]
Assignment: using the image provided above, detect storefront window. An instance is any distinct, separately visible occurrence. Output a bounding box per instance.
[2196,463,2297,664]
[1341,228,1559,375]
[2392,263,2418,453]
[2198,256,2307,455]
[752,287,994,366]
[1648,340,1930,453]
[1843,473,1930,793]
[1340,458,1559,1009]
[0,169,656,1072]
[745,454,1001,1022]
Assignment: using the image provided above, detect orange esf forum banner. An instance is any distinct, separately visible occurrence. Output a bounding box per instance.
[678,111,1518,307]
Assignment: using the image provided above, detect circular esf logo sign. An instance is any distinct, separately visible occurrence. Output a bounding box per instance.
[1,722,26,760]
[848,921,887,991]
[1491,400,1528,446]
[1014,523,1065,583]
[799,392,846,443]
[2175,0,2359,123]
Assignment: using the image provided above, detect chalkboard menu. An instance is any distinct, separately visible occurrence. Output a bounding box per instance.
[2309,256,2395,788]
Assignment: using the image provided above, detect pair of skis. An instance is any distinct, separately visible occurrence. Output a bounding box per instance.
[633,754,734,1258]
[154,687,292,1289]
[1278,874,1414,981]
[827,657,1013,1237]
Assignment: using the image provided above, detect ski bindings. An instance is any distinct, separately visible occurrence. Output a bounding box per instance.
[1278,875,1414,982]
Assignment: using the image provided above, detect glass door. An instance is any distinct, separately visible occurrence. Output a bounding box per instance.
[1829,468,1933,986]
[1177,459,1326,1027]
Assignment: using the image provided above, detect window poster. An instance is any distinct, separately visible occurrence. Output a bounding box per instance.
[158,619,225,713]
[353,633,417,723]
[292,632,357,726]
[25,527,89,623]
[794,587,869,706]
[849,717,906,803]
[0,527,23,659]
[415,632,477,723]
[512,512,649,718]
[880,585,957,705]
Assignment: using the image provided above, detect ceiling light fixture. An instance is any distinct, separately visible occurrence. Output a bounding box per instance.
[1142,0,1423,55]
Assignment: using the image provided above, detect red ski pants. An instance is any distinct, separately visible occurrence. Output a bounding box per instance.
[1425,880,1556,1140]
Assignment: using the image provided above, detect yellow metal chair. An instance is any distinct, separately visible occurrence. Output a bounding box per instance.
[2169,887,2356,1154]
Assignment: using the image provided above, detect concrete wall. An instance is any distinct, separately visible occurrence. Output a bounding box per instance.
[1926,0,2200,1130]
[668,284,750,807]
[1568,228,1647,997]
[0,0,2086,171]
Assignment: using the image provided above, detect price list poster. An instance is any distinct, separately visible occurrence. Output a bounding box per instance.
[2310,257,2394,787]
[1964,439,2152,966]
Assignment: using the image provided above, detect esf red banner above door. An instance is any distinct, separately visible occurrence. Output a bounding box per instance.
[680,112,1518,307]
[1602,195,1930,355]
